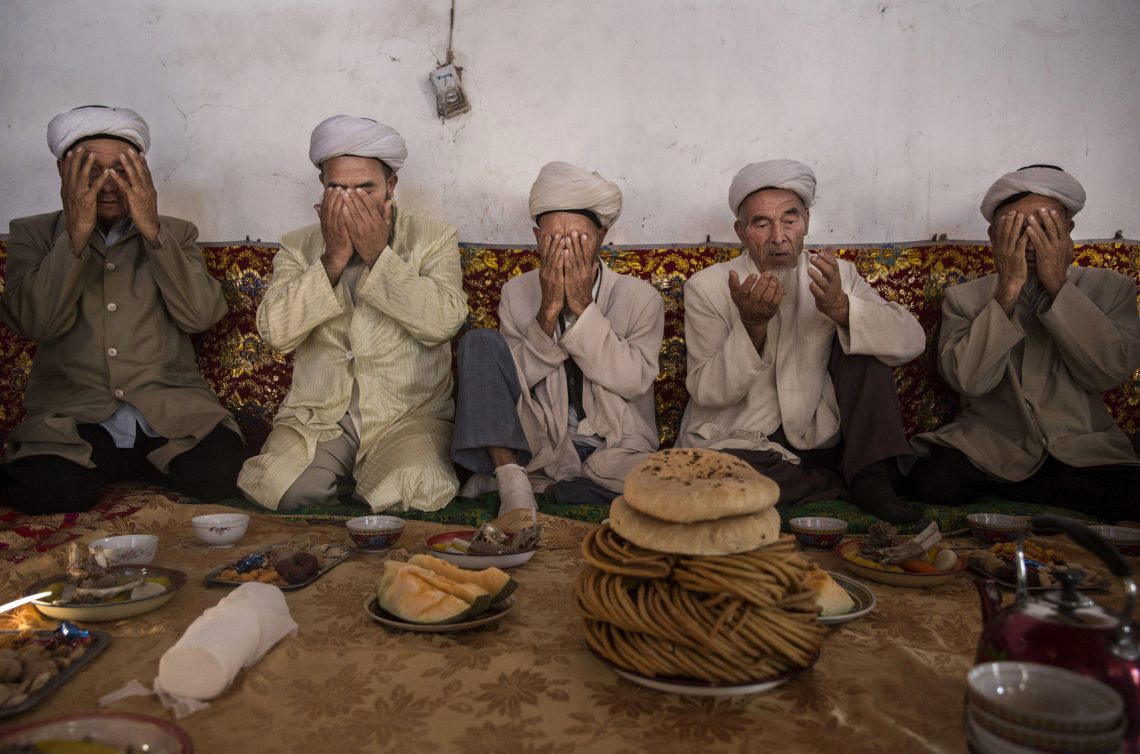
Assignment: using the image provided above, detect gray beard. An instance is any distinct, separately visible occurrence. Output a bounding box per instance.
[773,264,800,309]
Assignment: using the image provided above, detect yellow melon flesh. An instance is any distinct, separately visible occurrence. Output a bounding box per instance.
[409,554,517,603]
[376,561,472,624]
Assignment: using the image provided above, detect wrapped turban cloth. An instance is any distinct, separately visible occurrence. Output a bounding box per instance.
[47,105,150,159]
[308,115,407,172]
[980,166,1086,223]
[528,161,623,229]
[728,159,817,215]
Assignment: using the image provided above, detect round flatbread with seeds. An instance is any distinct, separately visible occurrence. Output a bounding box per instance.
[609,495,781,555]
[623,448,780,523]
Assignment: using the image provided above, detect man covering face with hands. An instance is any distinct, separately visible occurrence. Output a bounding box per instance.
[238,115,467,512]
[452,162,664,516]
[677,159,926,523]
[0,106,243,513]
[909,165,1140,519]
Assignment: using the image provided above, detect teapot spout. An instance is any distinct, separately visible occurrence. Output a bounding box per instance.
[975,577,1003,625]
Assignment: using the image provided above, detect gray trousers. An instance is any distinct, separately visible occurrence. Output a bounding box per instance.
[450,328,617,505]
[451,328,533,475]
[277,414,361,511]
[724,338,915,506]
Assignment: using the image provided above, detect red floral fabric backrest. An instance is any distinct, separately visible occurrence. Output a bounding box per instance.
[1,238,1137,454]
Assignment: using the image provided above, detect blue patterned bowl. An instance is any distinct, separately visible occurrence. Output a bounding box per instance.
[789,517,848,549]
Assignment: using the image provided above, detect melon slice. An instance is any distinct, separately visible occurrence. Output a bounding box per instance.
[411,568,492,617]
[409,554,518,604]
[376,561,473,625]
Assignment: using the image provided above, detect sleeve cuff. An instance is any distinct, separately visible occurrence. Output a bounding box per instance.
[523,318,568,363]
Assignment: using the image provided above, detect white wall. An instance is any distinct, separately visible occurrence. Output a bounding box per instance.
[1,0,1137,245]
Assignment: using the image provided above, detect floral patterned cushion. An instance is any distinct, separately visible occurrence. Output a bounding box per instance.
[1,238,1137,454]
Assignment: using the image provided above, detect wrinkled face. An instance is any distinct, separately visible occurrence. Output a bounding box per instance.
[319,155,397,198]
[988,194,1073,268]
[733,188,810,273]
[532,211,607,269]
[57,137,137,226]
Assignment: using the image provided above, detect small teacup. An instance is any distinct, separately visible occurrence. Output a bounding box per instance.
[347,515,405,553]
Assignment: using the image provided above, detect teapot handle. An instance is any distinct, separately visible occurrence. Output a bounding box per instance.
[1030,515,1132,578]
[1030,514,1138,662]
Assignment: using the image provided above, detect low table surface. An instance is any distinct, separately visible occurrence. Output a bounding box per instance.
[0,496,1130,754]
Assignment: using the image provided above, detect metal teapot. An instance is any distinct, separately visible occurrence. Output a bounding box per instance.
[975,515,1139,751]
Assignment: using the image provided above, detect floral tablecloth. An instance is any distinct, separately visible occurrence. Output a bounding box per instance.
[0,496,1132,753]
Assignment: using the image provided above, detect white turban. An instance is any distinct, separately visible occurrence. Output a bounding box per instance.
[46,105,150,159]
[980,166,1086,223]
[729,159,817,215]
[308,115,407,172]
[527,161,622,229]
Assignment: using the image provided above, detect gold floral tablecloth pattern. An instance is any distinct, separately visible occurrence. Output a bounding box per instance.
[0,496,1133,753]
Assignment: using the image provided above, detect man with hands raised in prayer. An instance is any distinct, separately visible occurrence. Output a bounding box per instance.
[239,115,467,512]
[678,159,926,523]
[910,165,1140,519]
[452,161,664,516]
[0,105,242,513]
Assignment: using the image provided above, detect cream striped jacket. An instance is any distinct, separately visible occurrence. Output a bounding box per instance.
[238,210,467,511]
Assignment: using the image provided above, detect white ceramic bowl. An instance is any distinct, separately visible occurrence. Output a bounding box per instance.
[968,703,1125,753]
[191,513,250,547]
[966,662,1124,734]
[88,534,159,566]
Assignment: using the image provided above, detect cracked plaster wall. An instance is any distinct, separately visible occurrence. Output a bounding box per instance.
[1,0,1137,244]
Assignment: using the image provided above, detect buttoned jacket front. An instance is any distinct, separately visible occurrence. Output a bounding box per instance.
[2,211,237,471]
[912,268,1140,479]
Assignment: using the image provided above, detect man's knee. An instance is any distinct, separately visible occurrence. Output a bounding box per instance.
[278,467,342,511]
[457,328,509,365]
[1,456,106,514]
[907,451,970,506]
[167,427,245,501]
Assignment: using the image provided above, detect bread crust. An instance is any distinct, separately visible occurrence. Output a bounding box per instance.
[623,448,779,523]
[610,495,781,555]
[804,569,855,616]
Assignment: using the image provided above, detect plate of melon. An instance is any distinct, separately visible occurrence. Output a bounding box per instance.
[365,554,518,632]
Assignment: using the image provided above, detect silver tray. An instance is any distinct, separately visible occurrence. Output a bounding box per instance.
[0,629,111,718]
[205,542,354,591]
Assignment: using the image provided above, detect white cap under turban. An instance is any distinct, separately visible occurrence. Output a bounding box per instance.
[527,161,623,229]
[308,115,407,172]
[979,166,1086,223]
[728,159,817,215]
[46,105,150,159]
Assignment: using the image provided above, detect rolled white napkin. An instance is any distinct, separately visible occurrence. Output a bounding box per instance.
[155,582,297,702]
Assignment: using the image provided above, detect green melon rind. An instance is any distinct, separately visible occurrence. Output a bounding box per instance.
[376,561,473,625]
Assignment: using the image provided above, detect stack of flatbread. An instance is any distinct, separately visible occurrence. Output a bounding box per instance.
[613,447,782,554]
[574,448,830,684]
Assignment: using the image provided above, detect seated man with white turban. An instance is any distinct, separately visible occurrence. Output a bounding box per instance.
[678,159,925,523]
[909,165,1140,519]
[452,161,664,515]
[0,105,243,513]
[238,115,467,512]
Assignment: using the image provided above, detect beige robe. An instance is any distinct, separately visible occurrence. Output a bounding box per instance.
[237,210,467,512]
[500,261,664,491]
[678,250,924,459]
[912,268,1140,479]
[2,211,237,471]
